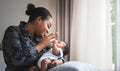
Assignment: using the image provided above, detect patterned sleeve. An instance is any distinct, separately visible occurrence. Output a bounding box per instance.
[2,26,40,66]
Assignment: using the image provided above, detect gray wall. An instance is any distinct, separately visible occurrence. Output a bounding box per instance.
[0,0,56,43]
[0,0,56,70]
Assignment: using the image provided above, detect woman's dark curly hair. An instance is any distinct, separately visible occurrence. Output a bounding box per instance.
[26,3,52,22]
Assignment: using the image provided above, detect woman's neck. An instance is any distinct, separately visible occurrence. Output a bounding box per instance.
[25,22,35,38]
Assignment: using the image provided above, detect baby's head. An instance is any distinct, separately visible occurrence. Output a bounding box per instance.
[57,41,69,56]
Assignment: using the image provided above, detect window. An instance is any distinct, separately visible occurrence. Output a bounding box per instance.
[110,0,115,70]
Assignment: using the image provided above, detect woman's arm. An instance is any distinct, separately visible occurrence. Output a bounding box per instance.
[3,26,57,66]
[2,26,54,66]
[35,33,58,52]
[2,26,41,66]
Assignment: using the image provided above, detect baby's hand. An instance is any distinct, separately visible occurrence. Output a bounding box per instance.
[50,32,59,42]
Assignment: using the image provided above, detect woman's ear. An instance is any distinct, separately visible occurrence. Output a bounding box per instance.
[36,16,42,23]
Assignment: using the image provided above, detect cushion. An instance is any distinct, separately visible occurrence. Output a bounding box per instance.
[47,61,100,71]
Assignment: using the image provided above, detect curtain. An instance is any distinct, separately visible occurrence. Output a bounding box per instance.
[116,0,120,70]
[56,0,71,61]
[70,0,112,71]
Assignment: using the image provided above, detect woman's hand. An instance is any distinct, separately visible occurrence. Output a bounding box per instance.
[35,33,58,52]
[41,33,57,46]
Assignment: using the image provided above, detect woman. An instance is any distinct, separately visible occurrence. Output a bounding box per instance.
[2,3,63,71]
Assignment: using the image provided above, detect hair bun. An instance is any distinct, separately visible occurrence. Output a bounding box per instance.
[26,3,36,16]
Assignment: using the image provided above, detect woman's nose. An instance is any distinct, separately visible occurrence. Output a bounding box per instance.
[44,31,49,36]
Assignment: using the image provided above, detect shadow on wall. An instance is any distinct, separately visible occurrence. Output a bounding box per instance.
[0,43,2,50]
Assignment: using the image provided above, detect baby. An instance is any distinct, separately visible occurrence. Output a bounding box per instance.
[37,40,69,71]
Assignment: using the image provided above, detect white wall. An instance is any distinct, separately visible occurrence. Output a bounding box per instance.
[0,0,56,43]
[0,0,56,71]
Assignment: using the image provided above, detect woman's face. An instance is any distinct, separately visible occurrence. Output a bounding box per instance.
[35,17,53,37]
